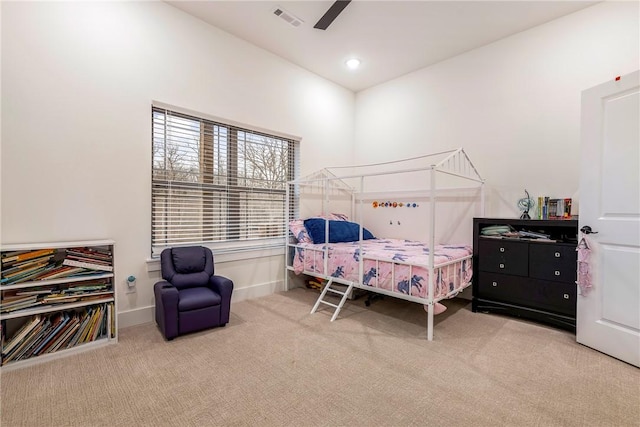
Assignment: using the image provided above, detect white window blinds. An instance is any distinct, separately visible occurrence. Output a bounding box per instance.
[152,107,298,257]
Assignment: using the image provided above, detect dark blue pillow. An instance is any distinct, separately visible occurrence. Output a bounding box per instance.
[303,218,375,243]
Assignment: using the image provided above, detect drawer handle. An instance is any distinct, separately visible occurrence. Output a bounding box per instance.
[555,252,561,258]
[555,270,561,276]
[492,281,498,287]
[499,247,505,253]
[499,263,505,269]
[563,293,569,299]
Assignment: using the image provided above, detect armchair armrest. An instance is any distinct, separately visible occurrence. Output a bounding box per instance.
[209,275,233,299]
[154,280,179,340]
[209,275,234,325]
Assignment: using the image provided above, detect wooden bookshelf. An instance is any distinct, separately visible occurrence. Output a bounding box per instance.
[0,240,117,371]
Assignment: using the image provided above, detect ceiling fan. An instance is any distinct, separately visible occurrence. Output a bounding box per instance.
[314,0,351,30]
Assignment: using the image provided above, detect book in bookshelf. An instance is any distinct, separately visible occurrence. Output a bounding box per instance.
[1,315,41,357]
[62,259,113,272]
[536,196,572,220]
[39,313,75,355]
[543,197,549,219]
[32,313,69,356]
[563,198,572,218]
[1,249,55,266]
[548,198,572,219]
[1,292,42,310]
[68,307,95,348]
[0,240,116,369]
[49,316,81,353]
[6,318,50,364]
[548,199,559,218]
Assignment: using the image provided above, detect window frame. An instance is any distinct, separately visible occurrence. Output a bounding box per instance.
[151,102,300,258]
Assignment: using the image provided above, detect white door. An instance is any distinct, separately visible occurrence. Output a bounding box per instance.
[577,70,640,367]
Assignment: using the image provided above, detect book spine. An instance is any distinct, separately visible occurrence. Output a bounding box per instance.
[564,198,572,218]
[543,197,549,220]
[51,321,80,353]
[32,316,68,356]
[62,259,113,272]
[1,316,40,356]
[2,249,55,265]
[109,302,115,338]
[537,197,543,219]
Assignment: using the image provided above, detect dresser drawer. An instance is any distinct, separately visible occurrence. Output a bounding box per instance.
[478,239,528,276]
[528,279,576,316]
[477,272,576,316]
[529,244,577,283]
[477,271,533,306]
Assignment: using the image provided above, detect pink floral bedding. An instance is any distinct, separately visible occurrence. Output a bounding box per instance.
[292,239,473,300]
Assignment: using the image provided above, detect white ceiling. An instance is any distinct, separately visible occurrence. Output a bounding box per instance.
[167,1,598,92]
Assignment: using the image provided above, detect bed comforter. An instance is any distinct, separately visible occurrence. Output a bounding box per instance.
[293,239,472,300]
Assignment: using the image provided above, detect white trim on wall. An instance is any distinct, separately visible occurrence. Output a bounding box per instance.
[117,279,285,329]
[145,246,285,272]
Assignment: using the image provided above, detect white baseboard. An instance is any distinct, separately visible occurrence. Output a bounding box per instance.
[118,306,155,329]
[117,280,284,329]
[232,280,284,301]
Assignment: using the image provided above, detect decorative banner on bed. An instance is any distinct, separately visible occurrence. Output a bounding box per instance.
[372,201,420,208]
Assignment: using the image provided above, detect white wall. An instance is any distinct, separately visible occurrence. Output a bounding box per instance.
[3,1,638,327]
[354,1,639,219]
[1,2,355,325]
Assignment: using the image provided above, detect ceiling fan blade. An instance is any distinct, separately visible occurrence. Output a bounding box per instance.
[314,0,351,30]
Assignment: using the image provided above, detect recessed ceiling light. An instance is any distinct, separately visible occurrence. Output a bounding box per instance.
[345,58,361,70]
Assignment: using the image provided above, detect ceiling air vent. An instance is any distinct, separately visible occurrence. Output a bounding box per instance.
[273,6,303,27]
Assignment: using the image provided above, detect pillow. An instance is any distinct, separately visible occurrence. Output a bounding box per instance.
[303,218,375,243]
[289,219,313,244]
[288,213,349,244]
[327,212,349,221]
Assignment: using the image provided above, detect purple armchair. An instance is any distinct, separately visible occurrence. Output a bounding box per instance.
[154,246,233,340]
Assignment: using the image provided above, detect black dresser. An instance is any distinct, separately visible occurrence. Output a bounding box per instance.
[472,218,579,332]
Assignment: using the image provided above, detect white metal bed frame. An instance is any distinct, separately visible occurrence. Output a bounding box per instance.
[284,148,485,340]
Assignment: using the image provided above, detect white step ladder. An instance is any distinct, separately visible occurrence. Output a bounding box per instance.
[310,279,354,322]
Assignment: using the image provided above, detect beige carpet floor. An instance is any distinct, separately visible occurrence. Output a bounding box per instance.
[1,288,638,427]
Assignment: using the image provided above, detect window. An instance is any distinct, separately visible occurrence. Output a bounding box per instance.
[151,106,299,257]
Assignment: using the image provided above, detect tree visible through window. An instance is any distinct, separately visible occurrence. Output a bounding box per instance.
[151,107,297,256]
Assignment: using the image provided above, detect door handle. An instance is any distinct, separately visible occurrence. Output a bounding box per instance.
[580,225,598,234]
